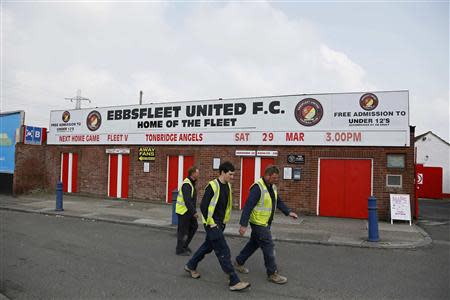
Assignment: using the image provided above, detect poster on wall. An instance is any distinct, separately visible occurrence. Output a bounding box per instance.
[287,154,305,164]
[0,111,25,174]
[48,91,410,146]
[390,194,412,225]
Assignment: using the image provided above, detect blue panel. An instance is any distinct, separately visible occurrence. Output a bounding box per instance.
[25,126,35,144]
[0,112,23,173]
[24,126,43,145]
[33,127,43,144]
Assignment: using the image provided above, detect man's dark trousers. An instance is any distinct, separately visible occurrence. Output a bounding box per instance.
[176,213,198,254]
[186,224,240,285]
[236,223,277,275]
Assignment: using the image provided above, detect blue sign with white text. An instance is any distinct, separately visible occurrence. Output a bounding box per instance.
[34,127,42,144]
[24,126,43,145]
[0,111,24,174]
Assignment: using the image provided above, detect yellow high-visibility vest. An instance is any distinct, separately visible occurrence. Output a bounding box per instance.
[202,179,232,225]
[249,178,277,226]
[175,178,194,215]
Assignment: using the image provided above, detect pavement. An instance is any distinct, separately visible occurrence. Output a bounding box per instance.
[0,192,432,249]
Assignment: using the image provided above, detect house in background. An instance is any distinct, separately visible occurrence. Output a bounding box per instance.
[415,131,450,198]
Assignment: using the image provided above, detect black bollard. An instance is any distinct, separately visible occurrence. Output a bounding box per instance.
[171,189,178,225]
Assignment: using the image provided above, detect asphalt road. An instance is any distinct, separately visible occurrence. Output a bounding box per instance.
[417,198,450,243]
[1,210,449,300]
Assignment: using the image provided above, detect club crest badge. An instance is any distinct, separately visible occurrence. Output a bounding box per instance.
[86,110,102,131]
[359,93,379,111]
[62,111,71,123]
[294,98,323,126]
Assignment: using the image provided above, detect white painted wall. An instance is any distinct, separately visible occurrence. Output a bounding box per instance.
[415,132,450,194]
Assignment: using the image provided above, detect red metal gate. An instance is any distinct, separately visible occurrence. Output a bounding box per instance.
[319,159,372,219]
[416,164,443,199]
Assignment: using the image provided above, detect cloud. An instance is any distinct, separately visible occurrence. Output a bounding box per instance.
[412,91,450,141]
[2,2,373,128]
[130,72,179,103]
[3,64,128,127]
[145,1,372,98]
[320,45,374,91]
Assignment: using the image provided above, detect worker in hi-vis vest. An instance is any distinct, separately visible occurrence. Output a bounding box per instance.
[184,161,251,292]
[175,166,200,256]
[235,165,298,285]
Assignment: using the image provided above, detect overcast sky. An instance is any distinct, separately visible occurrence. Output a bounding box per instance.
[1,1,449,140]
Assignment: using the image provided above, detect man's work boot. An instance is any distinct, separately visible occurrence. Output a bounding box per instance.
[184,265,201,279]
[176,250,190,256]
[234,261,249,274]
[229,281,251,291]
[268,272,288,284]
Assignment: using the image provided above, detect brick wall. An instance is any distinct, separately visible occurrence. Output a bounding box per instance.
[13,143,48,194]
[13,127,415,220]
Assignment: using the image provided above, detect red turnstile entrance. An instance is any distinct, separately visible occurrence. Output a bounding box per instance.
[60,152,78,193]
[108,153,129,199]
[166,155,194,203]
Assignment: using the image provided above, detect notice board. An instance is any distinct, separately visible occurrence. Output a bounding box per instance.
[138,147,155,161]
[390,194,412,225]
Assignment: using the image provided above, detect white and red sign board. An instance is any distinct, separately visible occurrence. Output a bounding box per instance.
[235,150,256,156]
[60,153,78,193]
[390,194,412,225]
[106,148,130,154]
[256,150,278,157]
[108,154,129,199]
[48,91,410,146]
